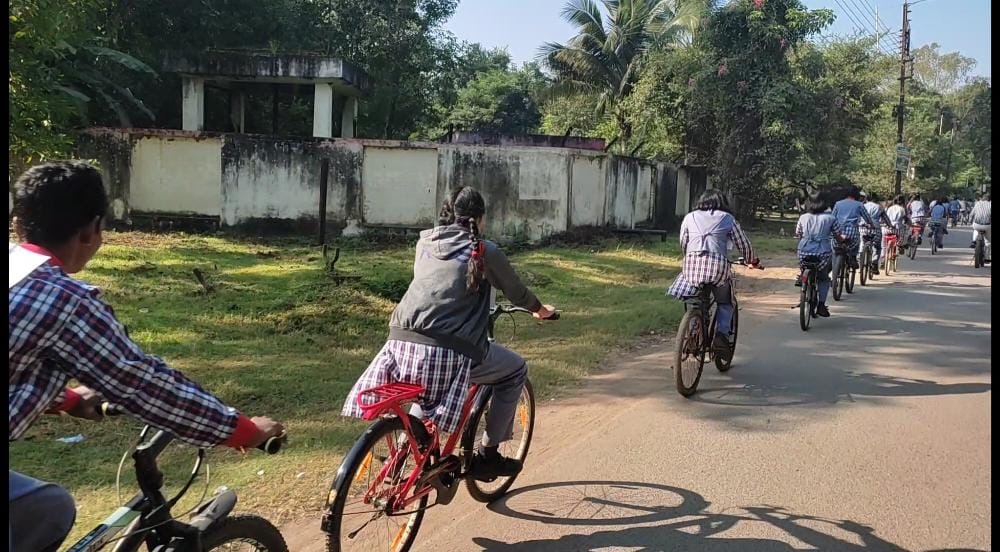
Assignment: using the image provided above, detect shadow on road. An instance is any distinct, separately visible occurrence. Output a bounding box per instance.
[474,481,985,552]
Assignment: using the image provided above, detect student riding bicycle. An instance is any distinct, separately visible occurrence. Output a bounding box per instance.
[907,193,928,245]
[341,187,556,481]
[928,197,949,249]
[969,192,992,264]
[794,193,847,318]
[884,194,909,252]
[667,189,760,360]
[831,185,876,269]
[860,191,891,276]
[9,162,285,552]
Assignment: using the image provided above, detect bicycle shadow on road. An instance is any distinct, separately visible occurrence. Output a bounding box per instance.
[472,480,963,551]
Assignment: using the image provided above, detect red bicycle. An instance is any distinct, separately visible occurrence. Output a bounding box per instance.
[906,223,923,260]
[321,304,556,551]
[882,231,899,276]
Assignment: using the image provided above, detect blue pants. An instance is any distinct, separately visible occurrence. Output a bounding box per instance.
[800,256,832,303]
[9,471,76,552]
[711,282,735,338]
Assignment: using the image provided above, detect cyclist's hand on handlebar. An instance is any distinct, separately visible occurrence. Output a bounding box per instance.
[533,304,558,320]
[749,258,764,270]
[248,416,286,450]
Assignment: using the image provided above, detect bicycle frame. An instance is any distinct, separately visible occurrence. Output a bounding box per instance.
[352,380,482,512]
[66,429,216,552]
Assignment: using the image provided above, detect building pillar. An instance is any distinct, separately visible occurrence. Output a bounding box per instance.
[181,77,205,132]
[341,96,358,138]
[229,90,245,133]
[313,83,334,138]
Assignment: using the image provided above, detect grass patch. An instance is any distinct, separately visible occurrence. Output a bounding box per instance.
[9,228,795,544]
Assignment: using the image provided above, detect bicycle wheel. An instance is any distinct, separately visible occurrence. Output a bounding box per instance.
[846,263,856,294]
[325,415,431,552]
[974,238,984,268]
[831,255,844,301]
[860,248,869,286]
[799,280,811,332]
[931,229,938,255]
[908,237,918,259]
[673,309,706,397]
[714,295,738,372]
[809,278,819,318]
[463,379,535,503]
[202,515,289,552]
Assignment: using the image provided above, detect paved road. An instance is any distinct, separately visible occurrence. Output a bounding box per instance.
[287,226,991,551]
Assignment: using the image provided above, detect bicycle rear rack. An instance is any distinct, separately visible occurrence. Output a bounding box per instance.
[355,383,426,420]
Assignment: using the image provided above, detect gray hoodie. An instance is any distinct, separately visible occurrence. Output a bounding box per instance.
[388,225,541,362]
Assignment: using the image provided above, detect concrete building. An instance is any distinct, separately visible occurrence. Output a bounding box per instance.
[163,50,371,138]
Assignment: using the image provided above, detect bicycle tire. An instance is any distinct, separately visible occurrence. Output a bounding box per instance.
[674,310,705,397]
[202,515,289,552]
[325,415,430,552]
[908,238,918,260]
[799,282,811,331]
[846,263,856,294]
[714,295,738,372]
[860,248,869,286]
[974,238,984,268]
[931,228,938,255]
[463,379,535,503]
[831,255,844,301]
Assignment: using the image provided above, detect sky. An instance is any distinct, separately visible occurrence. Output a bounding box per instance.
[444,0,991,78]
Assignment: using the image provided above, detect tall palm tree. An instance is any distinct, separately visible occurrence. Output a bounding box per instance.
[539,0,711,150]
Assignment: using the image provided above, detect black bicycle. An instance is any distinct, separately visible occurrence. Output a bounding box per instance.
[859,233,876,286]
[831,244,850,301]
[797,256,823,331]
[65,404,287,552]
[929,221,944,255]
[973,228,987,268]
[673,257,760,397]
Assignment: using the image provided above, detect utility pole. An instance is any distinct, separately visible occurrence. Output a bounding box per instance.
[894,1,913,196]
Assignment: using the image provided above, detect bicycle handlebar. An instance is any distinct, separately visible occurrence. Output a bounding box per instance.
[100,403,285,454]
[734,257,765,271]
[490,304,560,320]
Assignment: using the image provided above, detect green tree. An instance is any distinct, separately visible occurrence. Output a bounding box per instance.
[445,68,544,134]
[9,0,156,173]
[539,0,712,152]
[689,0,833,216]
[911,42,977,95]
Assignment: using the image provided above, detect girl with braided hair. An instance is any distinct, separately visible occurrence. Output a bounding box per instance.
[343,187,556,479]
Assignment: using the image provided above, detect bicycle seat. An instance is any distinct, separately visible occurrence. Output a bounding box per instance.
[799,255,824,268]
[683,284,715,305]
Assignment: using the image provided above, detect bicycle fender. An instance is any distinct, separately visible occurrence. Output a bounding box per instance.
[188,489,238,532]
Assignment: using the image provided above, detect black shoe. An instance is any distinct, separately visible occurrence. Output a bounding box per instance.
[469,449,522,481]
[794,277,802,287]
[872,265,880,276]
[970,242,977,249]
[816,304,831,318]
[713,334,733,360]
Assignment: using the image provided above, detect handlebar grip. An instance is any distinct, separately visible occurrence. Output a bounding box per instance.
[257,435,285,454]
[100,403,124,417]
